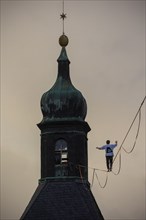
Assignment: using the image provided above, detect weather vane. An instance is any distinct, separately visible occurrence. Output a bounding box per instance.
[59,0,69,47]
[60,0,67,34]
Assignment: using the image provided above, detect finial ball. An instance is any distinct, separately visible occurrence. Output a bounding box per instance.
[59,34,69,47]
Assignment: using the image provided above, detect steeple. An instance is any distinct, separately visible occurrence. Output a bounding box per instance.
[40,0,86,124]
[36,3,91,180]
[37,36,90,178]
[39,35,87,125]
[20,2,104,219]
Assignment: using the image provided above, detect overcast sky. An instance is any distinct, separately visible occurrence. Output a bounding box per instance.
[1,1,145,220]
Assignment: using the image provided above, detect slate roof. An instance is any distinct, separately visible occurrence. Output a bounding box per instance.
[21,178,104,220]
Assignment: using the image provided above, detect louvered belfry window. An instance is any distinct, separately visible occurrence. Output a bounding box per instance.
[55,139,68,176]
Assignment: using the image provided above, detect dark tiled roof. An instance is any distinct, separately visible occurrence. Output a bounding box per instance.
[21,179,104,220]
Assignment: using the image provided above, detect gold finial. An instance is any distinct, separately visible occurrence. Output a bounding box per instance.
[59,34,69,47]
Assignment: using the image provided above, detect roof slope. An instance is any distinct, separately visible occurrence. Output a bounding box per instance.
[21,179,104,220]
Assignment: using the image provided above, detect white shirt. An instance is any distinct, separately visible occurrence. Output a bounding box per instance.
[100,144,117,156]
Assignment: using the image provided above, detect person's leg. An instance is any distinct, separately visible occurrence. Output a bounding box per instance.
[109,156,113,171]
[106,156,110,171]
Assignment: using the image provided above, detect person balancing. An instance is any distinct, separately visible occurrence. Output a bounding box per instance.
[96,140,118,172]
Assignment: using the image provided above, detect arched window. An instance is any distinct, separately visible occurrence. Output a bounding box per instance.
[55,139,68,164]
[55,139,68,177]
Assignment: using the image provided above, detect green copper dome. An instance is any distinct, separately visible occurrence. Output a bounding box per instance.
[40,47,87,124]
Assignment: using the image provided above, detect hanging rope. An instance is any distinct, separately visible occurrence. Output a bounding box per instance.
[75,96,145,188]
[91,169,95,187]
[112,107,141,175]
[122,110,141,154]
[113,96,145,164]
[94,170,108,188]
[112,152,122,175]
[76,164,108,188]
[77,164,107,173]
[78,165,83,183]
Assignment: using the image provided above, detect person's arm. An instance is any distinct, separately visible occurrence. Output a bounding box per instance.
[96,146,105,150]
[96,147,101,150]
[112,141,118,149]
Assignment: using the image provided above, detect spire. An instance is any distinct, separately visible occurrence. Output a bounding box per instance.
[38,0,87,124]
[57,1,70,79]
[57,47,69,62]
[57,46,70,81]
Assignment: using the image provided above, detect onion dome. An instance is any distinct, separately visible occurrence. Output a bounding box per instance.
[39,35,87,124]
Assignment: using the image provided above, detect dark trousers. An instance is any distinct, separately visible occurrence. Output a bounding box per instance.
[106,156,113,171]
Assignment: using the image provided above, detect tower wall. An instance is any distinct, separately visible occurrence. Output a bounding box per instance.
[38,121,91,180]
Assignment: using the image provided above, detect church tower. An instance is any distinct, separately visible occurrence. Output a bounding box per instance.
[20,6,104,220]
[38,36,90,181]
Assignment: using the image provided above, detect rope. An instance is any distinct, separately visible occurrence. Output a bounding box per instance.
[78,164,107,173]
[94,170,108,188]
[78,165,83,183]
[122,110,141,154]
[111,98,144,175]
[113,96,145,164]
[76,164,109,188]
[112,152,122,175]
[91,169,95,187]
[75,96,145,188]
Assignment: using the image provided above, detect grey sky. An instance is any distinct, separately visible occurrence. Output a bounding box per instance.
[1,1,145,220]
